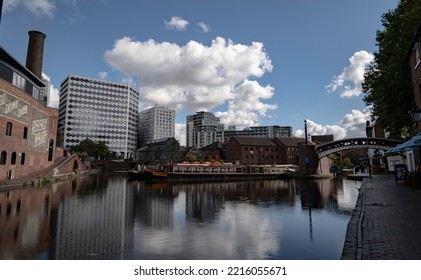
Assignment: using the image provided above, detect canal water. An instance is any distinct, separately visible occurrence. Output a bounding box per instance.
[0,174,360,260]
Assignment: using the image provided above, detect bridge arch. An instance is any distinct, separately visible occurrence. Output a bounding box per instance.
[316,137,403,159]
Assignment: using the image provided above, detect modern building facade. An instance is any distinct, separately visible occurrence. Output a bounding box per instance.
[138,105,175,148]
[0,31,61,181]
[186,111,224,148]
[59,75,139,159]
[222,125,292,143]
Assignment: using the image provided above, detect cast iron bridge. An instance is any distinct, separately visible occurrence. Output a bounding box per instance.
[316,137,403,159]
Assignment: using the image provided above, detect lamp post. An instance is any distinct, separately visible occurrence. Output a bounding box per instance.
[409,108,421,133]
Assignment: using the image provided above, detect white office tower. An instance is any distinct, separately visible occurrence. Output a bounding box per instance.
[138,105,175,147]
[186,111,224,148]
[59,75,139,159]
[39,76,50,106]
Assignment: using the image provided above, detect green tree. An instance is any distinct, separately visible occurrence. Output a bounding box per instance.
[345,151,360,167]
[341,157,353,169]
[363,0,421,137]
[93,141,111,160]
[70,138,110,160]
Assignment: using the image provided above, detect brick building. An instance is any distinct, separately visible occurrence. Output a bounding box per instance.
[137,137,182,164]
[200,141,225,162]
[0,31,61,180]
[225,136,282,165]
[406,22,421,172]
[408,22,421,129]
[273,137,305,165]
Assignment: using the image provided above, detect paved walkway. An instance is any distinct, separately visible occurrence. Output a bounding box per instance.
[342,174,421,259]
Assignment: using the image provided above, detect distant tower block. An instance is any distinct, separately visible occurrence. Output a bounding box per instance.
[25,30,46,79]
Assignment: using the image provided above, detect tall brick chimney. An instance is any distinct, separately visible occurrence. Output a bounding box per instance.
[25,30,46,79]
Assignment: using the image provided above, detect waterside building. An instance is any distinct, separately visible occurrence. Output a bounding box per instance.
[0,31,61,180]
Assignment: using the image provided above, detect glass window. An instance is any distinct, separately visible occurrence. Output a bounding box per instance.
[21,153,25,165]
[415,43,421,67]
[0,151,6,165]
[11,152,16,165]
[48,139,54,161]
[23,127,28,139]
[6,122,12,136]
[12,72,26,90]
[33,87,40,100]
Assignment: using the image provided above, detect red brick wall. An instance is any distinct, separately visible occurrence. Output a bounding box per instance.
[409,41,421,129]
[225,139,283,165]
[298,145,319,175]
[203,149,223,162]
[225,139,243,163]
[0,79,60,180]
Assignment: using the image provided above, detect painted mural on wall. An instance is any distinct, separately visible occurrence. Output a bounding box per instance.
[31,107,49,148]
[0,89,50,148]
[0,89,30,124]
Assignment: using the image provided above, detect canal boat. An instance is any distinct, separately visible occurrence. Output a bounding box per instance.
[144,163,295,181]
[127,169,150,180]
[127,164,155,180]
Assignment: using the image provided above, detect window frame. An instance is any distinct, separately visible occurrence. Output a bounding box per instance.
[0,151,7,165]
[6,122,12,136]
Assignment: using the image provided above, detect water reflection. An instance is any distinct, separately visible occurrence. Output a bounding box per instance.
[0,175,359,260]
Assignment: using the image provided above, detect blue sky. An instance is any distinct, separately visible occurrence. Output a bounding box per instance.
[0,0,399,145]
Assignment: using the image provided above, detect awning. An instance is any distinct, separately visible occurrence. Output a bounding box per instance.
[385,143,409,155]
[385,133,421,155]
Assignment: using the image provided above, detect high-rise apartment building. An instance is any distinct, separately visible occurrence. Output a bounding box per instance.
[138,105,175,147]
[222,125,292,142]
[186,111,224,148]
[58,75,139,159]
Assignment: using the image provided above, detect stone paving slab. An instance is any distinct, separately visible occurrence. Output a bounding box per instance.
[342,174,421,259]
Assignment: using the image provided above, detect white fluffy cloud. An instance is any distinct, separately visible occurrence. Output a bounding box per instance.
[294,106,373,140]
[295,119,346,140]
[197,22,211,33]
[105,36,276,128]
[341,106,372,138]
[42,73,60,109]
[215,79,277,127]
[326,50,374,98]
[175,123,186,145]
[165,16,189,31]
[4,0,55,18]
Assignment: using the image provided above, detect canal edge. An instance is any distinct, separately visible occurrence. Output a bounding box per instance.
[341,177,368,260]
[356,185,366,260]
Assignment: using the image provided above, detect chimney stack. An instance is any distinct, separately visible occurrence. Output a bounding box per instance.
[25,30,46,79]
